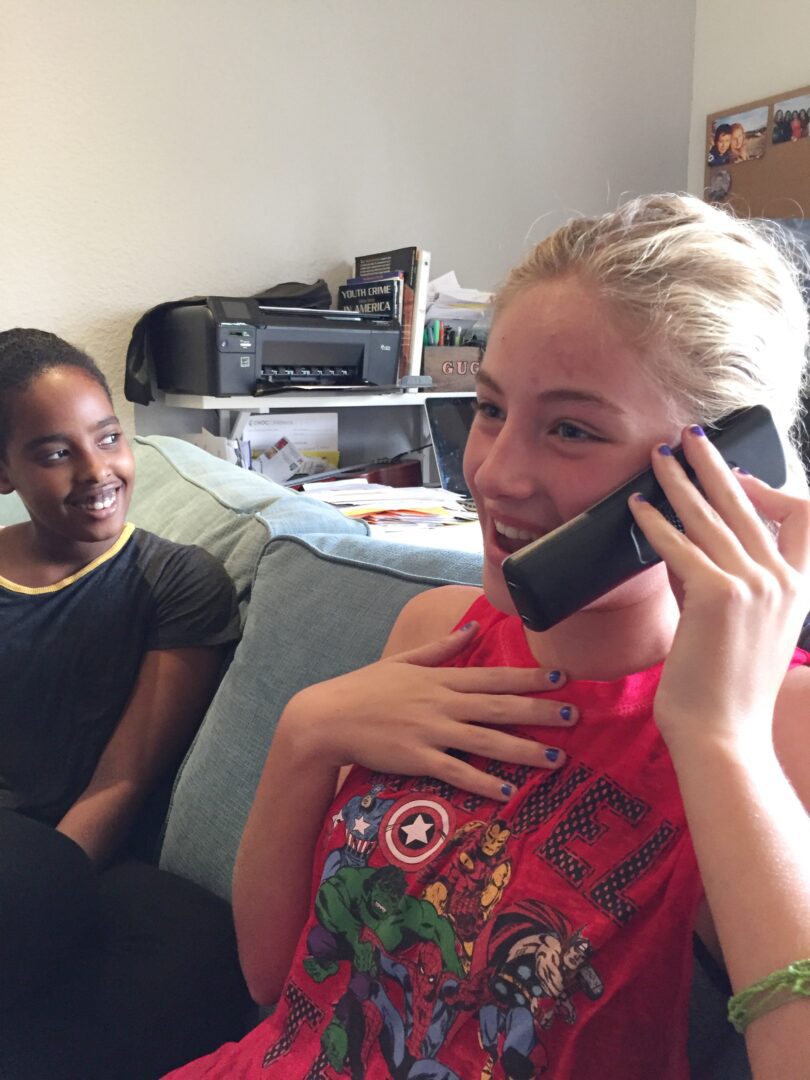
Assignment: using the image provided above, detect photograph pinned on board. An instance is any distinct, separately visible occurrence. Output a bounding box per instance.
[708,106,768,166]
[706,168,732,203]
[772,92,810,144]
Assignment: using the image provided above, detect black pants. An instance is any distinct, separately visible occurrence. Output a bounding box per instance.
[0,810,253,1080]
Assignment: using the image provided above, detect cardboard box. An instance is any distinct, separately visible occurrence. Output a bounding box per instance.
[422,346,482,391]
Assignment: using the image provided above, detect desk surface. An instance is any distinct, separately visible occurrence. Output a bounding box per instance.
[368,520,483,553]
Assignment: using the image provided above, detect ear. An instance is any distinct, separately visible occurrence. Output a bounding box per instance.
[0,460,15,495]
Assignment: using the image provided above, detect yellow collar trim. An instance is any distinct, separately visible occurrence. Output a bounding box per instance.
[0,523,135,595]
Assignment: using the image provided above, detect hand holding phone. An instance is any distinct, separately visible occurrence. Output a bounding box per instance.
[502,406,786,632]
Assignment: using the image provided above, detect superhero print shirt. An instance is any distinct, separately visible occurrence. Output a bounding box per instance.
[167,595,809,1080]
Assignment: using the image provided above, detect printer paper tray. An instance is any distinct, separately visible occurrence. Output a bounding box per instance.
[254,383,402,396]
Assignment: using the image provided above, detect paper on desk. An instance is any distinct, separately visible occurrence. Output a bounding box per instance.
[302,481,461,506]
[427,271,492,306]
[301,479,478,525]
[426,271,493,323]
[368,520,484,552]
[252,436,335,482]
[183,428,250,469]
[239,412,340,468]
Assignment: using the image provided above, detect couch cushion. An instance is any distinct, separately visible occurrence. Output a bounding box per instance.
[128,436,367,614]
[158,532,483,899]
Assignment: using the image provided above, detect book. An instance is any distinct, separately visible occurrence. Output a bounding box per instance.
[344,270,405,287]
[338,274,411,378]
[349,246,432,380]
[398,281,414,381]
[409,249,431,379]
[354,246,418,289]
[337,278,401,320]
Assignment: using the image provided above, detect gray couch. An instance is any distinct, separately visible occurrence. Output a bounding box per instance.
[126,436,484,897]
[0,434,748,1079]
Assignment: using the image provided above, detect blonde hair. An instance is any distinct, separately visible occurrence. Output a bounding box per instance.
[729,122,748,160]
[496,194,810,479]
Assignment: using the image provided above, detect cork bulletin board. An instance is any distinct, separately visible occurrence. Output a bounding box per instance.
[704,83,810,218]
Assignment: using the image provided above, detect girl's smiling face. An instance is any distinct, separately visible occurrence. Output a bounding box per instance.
[0,366,134,556]
[463,275,683,616]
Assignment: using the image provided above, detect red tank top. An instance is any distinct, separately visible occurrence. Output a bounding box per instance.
[166,596,808,1079]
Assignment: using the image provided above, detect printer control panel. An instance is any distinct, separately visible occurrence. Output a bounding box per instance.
[218,323,256,353]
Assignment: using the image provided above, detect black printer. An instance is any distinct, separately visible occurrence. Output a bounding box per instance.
[151,297,401,396]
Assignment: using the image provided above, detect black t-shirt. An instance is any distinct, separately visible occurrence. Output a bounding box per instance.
[0,525,240,824]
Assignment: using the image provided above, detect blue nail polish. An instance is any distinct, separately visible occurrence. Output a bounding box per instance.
[657,444,673,456]
[500,782,513,797]
[458,621,475,632]
[735,466,751,476]
[545,748,560,763]
[634,493,648,503]
[559,706,572,721]
[548,669,561,684]
[690,425,705,437]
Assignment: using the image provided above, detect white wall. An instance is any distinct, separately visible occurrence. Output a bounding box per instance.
[1,1,695,433]
[688,0,810,195]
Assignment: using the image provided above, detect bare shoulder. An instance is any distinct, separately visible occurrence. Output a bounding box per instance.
[774,663,810,803]
[382,584,483,657]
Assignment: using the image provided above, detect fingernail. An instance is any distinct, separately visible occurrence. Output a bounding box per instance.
[735,466,751,476]
[634,492,648,503]
[548,669,561,684]
[545,748,560,763]
[559,705,573,721]
[458,621,475,632]
[500,782,513,797]
[689,425,705,437]
[657,444,673,456]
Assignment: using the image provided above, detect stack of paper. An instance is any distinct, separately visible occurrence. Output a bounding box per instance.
[425,271,493,325]
[301,478,478,529]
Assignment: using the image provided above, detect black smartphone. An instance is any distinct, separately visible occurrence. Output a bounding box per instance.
[502,405,786,632]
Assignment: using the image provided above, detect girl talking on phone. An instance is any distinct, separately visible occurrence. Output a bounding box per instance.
[167,194,810,1079]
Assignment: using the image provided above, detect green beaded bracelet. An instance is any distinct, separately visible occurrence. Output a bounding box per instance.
[727,959,810,1034]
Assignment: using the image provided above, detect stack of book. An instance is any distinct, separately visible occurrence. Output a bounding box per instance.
[337,245,431,382]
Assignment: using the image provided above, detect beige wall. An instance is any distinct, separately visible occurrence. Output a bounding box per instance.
[689,0,810,195]
[1,1,695,433]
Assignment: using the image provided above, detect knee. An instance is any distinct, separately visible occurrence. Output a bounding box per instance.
[0,810,97,911]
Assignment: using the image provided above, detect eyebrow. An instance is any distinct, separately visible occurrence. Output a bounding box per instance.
[23,416,120,452]
[474,368,626,414]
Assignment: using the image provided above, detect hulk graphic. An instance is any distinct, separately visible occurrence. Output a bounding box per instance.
[304,864,464,1077]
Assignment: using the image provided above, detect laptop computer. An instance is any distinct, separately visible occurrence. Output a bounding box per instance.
[424,396,476,498]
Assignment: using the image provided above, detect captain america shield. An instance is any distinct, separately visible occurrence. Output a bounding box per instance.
[380,796,454,869]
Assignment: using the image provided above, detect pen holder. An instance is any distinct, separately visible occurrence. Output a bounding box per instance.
[422,346,482,391]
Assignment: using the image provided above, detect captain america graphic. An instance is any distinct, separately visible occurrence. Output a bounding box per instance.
[321,784,397,882]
